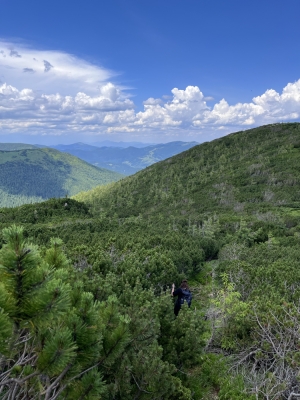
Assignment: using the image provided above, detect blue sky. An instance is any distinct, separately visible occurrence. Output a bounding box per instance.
[0,0,300,144]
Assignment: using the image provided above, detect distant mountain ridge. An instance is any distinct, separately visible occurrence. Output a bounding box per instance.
[0,143,38,151]
[50,141,199,175]
[90,140,156,148]
[0,148,123,208]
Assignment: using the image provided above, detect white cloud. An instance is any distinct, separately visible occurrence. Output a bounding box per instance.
[0,40,116,95]
[0,82,134,133]
[143,97,163,105]
[134,86,208,129]
[0,40,299,141]
[132,82,300,134]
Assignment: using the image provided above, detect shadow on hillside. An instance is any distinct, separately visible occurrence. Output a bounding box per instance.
[0,160,70,198]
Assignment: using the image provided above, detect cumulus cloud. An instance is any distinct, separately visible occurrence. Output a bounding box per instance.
[0,39,299,141]
[133,86,208,130]
[136,82,300,132]
[101,81,300,140]
[0,82,134,134]
[1,80,300,139]
[143,98,163,105]
[197,80,300,127]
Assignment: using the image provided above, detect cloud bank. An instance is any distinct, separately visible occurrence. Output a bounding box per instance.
[0,40,300,141]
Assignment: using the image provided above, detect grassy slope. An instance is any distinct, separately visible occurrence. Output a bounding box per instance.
[0,148,124,208]
[75,123,300,220]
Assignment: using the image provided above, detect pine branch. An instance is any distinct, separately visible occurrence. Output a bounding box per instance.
[68,362,99,382]
[0,371,39,387]
[42,363,73,400]
[48,383,67,400]
[131,373,153,395]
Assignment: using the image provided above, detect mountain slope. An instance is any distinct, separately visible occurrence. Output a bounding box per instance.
[74,123,300,218]
[0,148,123,208]
[51,141,199,175]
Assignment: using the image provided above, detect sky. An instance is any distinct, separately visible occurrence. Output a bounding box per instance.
[0,0,300,145]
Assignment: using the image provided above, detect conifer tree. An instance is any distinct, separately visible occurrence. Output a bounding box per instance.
[0,225,113,399]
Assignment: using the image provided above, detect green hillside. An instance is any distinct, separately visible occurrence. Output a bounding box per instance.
[1,123,300,399]
[0,148,123,207]
[75,123,300,218]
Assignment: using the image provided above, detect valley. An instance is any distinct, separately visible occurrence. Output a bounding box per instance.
[48,141,199,175]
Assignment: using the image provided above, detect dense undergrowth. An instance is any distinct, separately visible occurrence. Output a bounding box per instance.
[1,123,300,398]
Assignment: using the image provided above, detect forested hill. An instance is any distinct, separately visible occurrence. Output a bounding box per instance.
[75,123,300,218]
[0,147,123,208]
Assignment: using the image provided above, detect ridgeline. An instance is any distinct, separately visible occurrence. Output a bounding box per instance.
[75,123,300,218]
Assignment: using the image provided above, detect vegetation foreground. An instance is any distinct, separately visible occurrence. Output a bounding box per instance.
[1,123,300,399]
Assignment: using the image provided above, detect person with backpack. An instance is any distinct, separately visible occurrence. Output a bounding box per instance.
[171,280,192,316]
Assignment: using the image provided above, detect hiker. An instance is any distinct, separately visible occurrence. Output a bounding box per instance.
[171,280,192,316]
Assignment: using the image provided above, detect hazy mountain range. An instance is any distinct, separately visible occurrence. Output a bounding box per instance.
[90,140,156,148]
[0,140,199,176]
[49,141,199,175]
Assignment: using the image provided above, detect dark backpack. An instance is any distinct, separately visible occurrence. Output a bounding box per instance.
[180,289,192,307]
